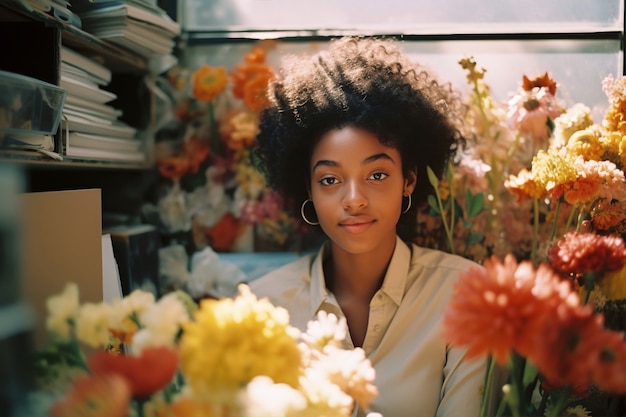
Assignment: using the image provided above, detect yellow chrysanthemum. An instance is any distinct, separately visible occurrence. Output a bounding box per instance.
[504,168,545,201]
[179,284,302,396]
[530,148,577,193]
[566,128,605,161]
[46,283,80,338]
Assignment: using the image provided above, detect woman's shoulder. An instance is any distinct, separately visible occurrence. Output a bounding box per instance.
[408,243,482,277]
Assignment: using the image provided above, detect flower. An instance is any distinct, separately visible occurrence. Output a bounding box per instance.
[430,59,626,417]
[179,285,302,394]
[144,43,312,270]
[45,283,80,338]
[88,346,179,398]
[48,374,131,417]
[37,283,379,417]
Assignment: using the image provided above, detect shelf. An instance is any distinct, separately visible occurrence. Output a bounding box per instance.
[0,2,147,73]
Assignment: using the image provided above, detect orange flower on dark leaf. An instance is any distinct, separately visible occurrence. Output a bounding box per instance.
[49,374,131,417]
[182,136,211,174]
[158,156,191,181]
[88,347,179,398]
[522,72,558,95]
[192,64,228,102]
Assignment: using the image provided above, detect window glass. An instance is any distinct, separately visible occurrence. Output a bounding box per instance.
[181,38,621,120]
[179,0,622,33]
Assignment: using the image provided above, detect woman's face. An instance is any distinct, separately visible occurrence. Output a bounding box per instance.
[309,126,415,255]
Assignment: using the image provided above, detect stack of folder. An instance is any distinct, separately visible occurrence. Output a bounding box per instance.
[72,0,181,64]
[60,46,145,162]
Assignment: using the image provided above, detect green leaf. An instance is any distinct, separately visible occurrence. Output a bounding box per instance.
[427,195,440,215]
[465,232,484,245]
[466,190,485,218]
[426,166,439,189]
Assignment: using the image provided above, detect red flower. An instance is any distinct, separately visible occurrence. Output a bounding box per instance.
[444,255,543,364]
[523,302,604,388]
[592,329,626,393]
[548,232,626,277]
[88,346,179,398]
[49,374,131,417]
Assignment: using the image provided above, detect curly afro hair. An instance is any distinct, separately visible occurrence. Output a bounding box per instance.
[255,36,469,242]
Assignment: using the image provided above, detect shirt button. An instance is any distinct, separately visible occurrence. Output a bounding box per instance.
[376,293,383,300]
[374,324,381,332]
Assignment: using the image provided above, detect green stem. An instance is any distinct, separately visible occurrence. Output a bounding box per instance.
[208,100,220,156]
[545,386,571,417]
[564,204,580,233]
[549,198,562,242]
[480,356,496,417]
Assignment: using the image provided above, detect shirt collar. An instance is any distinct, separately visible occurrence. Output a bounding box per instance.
[309,236,411,316]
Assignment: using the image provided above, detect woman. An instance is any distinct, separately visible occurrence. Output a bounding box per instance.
[249,37,486,417]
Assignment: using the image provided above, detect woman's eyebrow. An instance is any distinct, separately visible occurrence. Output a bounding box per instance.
[312,153,395,171]
[364,153,395,164]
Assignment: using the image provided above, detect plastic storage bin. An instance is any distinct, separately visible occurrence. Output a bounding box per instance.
[0,70,66,138]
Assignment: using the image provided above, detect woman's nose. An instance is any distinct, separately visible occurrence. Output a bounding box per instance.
[342,181,368,211]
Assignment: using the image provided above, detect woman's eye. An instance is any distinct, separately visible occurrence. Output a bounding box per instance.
[320,177,337,186]
[369,172,388,181]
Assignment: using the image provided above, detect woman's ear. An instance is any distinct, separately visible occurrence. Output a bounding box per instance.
[404,170,417,195]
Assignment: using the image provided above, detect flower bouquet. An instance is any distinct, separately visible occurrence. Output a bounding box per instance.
[142,44,313,260]
[31,283,381,417]
[430,58,626,416]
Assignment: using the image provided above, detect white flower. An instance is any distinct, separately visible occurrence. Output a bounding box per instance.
[131,291,190,353]
[74,302,114,348]
[312,345,378,411]
[45,283,80,338]
[239,376,306,417]
[298,367,354,417]
[187,246,246,299]
[301,311,348,351]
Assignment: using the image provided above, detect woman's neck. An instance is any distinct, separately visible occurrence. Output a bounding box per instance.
[325,237,396,303]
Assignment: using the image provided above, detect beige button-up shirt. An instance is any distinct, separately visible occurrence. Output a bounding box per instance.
[249,236,486,417]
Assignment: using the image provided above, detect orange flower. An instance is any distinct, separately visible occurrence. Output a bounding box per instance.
[230,46,275,111]
[592,329,626,393]
[170,397,225,417]
[204,212,242,252]
[88,347,179,398]
[548,232,626,277]
[522,72,558,96]
[49,374,131,417]
[219,110,259,151]
[504,169,545,202]
[192,64,228,102]
[243,69,274,111]
[525,303,605,388]
[443,255,544,364]
[158,156,191,181]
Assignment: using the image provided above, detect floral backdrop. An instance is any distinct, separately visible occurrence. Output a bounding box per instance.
[29,42,626,417]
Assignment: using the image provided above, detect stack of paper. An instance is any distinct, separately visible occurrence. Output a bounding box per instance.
[60,46,145,163]
[72,0,181,63]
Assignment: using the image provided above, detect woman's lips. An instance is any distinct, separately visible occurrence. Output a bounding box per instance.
[339,217,375,233]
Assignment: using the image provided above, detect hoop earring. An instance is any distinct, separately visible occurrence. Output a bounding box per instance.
[300,199,320,226]
[402,194,412,214]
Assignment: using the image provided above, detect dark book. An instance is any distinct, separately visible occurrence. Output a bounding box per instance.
[103,224,160,296]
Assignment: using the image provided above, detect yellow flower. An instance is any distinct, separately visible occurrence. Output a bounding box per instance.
[531,148,577,193]
[75,302,115,348]
[566,128,605,161]
[179,284,302,396]
[46,283,80,338]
